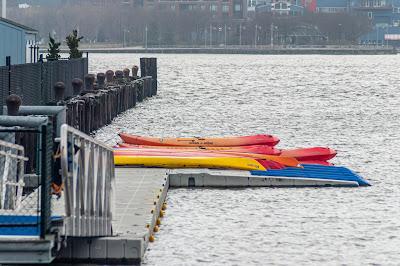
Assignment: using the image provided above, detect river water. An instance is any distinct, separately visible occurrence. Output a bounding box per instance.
[91,54,400,265]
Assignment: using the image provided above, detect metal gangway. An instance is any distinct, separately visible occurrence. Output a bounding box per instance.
[0,111,115,264]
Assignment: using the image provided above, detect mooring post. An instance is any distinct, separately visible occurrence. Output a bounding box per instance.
[84,74,95,91]
[6,94,22,116]
[105,70,114,84]
[54,82,66,102]
[123,68,130,80]
[150,58,157,95]
[72,78,83,95]
[97,73,106,89]
[115,70,124,86]
[132,65,139,79]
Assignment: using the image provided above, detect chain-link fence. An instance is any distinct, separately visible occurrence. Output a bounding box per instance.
[0,58,88,114]
[0,118,54,238]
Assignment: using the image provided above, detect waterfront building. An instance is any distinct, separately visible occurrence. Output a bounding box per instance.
[0,17,38,66]
[249,0,305,15]
[315,0,350,13]
[143,0,248,19]
[352,0,400,44]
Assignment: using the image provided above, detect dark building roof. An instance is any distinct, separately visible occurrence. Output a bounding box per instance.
[0,17,38,33]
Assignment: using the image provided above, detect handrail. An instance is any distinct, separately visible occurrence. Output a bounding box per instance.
[60,124,115,237]
[0,141,26,211]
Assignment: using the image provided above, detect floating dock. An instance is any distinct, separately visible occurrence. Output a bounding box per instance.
[0,118,370,265]
[54,165,368,264]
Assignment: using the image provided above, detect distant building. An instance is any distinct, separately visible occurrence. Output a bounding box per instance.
[353,0,400,44]
[316,0,350,13]
[249,0,305,15]
[0,17,38,66]
[144,0,248,19]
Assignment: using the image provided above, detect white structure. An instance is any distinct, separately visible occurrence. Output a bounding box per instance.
[1,0,6,18]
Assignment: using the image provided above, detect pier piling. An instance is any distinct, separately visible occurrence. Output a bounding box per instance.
[6,94,22,116]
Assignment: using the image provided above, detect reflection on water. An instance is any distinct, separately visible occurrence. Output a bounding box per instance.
[92,54,400,265]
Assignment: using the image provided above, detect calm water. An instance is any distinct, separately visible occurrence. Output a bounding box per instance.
[92,54,400,265]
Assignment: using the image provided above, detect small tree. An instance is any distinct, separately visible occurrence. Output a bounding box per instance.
[46,34,61,60]
[66,29,84,59]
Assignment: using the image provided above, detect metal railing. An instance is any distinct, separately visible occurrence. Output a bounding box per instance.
[0,140,26,211]
[0,57,88,113]
[0,116,53,238]
[60,124,114,237]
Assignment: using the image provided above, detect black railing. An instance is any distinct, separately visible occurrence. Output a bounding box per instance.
[0,57,88,114]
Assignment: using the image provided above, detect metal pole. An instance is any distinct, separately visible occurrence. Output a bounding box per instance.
[123,30,126,48]
[36,45,40,63]
[145,25,148,49]
[224,24,227,47]
[239,23,242,46]
[255,24,257,48]
[376,26,379,47]
[205,27,207,48]
[270,23,274,48]
[6,56,11,95]
[210,24,212,46]
[386,27,389,48]
[1,0,6,19]
[30,43,33,63]
[40,124,49,239]
[33,45,37,63]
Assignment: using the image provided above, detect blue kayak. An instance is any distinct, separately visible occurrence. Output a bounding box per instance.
[251,164,370,187]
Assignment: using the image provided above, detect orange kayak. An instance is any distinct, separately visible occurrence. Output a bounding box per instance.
[115,143,336,162]
[119,133,280,147]
[116,143,281,155]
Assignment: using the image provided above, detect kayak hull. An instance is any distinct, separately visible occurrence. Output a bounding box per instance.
[113,149,300,168]
[280,147,337,161]
[119,133,280,147]
[114,156,267,171]
[116,143,281,155]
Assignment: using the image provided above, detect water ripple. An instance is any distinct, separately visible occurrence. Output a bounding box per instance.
[91,54,400,265]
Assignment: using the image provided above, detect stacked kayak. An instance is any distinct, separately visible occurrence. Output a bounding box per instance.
[119,133,280,147]
[114,133,370,186]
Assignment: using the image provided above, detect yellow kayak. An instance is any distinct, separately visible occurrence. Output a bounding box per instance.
[114,155,267,171]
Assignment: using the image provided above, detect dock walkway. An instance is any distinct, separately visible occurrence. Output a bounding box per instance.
[57,168,169,264]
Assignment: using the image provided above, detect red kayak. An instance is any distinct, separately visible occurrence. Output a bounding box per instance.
[119,133,280,147]
[115,143,281,155]
[115,145,336,162]
[280,147,337,161]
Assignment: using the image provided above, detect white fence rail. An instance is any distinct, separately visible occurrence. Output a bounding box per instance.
[0,140,26,211]
[60,124,115,237]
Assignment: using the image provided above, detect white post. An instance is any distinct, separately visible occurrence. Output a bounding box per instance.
[1,0,6,19]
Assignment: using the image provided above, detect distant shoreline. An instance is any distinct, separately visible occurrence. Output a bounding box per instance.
[55,46,397,55]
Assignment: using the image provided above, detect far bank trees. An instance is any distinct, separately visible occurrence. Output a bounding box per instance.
[8,4,371,46]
